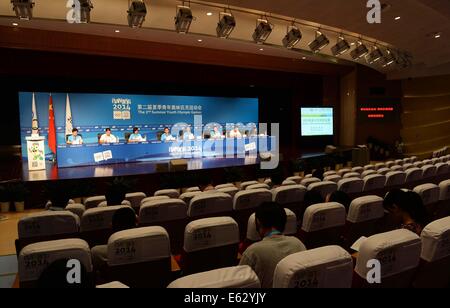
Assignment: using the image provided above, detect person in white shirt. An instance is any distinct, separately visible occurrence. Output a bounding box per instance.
[99,128,118,144]
[229,126,242,138]
[183,126,195,140]
[67,128,83,145]
[239,202,306,288]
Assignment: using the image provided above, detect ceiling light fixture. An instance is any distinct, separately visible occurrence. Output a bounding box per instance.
[175,4,193,34]
[350,40,369,60]
[11,0,34,20]
[308,30,329,53]
[127,0,147,28]
[216,11,235,38]
[282,24,302,49]
[252,18,273,44]
[331,35,350,56]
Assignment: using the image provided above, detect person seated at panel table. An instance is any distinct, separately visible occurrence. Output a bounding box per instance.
[229,126,242,138]
[249,127,258,137]
[128,127,145,143]
[182,126,195,140]
[161,127,175,142]
[67,128,83,145]
[99,128,118,144]
[210,126,223,139]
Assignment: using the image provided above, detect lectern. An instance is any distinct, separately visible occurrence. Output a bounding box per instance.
[25,136,46,171]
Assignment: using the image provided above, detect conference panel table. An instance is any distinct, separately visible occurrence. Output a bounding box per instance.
[56,136,276,168]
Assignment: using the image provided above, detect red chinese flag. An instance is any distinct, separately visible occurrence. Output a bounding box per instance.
[48,94,57,154]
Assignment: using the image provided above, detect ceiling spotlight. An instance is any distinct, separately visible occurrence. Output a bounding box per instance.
[197,39,203,42]
[331,35,350,56]
[282,25,302,49]
[77,0,93,24]
[366,46,384,64]
[434,32,441,39]
[308,31,329,53]
[302,56,306,60]
[175,5,193,34]
[12,22,19,26]
[380,49,396,67]
[206,12,213,16]
[115,29,120,33]
[127,0,147,28]
[395,16,401,20]
[216,11,235,38]
[350,41,369,60]
[252,18,273,44]
[11,0,34,20]
[395,51,412,68]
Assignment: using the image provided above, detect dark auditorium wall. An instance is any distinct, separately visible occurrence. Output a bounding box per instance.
[354,65,403,146]
[0,48,339,161]
[401,74,450,158]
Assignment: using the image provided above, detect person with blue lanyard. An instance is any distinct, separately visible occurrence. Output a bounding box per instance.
[67,128,83,145]
[183,126,195,140]
[210,126,223,139]
[128,127,144,143]
[239,202,306,288]
[161,127,174,142]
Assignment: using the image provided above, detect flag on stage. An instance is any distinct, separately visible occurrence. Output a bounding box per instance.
[31,92,39,136]
[65,93,73,136]
[48,94,57,155]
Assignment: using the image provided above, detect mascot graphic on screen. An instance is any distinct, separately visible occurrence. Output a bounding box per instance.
[28,142,44,162]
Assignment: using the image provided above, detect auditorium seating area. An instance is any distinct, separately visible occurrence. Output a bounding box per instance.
[13,154,450,288]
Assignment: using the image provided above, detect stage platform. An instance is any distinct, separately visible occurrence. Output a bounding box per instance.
[22,156,264,181]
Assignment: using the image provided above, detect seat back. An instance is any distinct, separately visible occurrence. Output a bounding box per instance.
[323,174,341,183]
[435,163,449,176]
[377,168,391,175]
[413,161,424,168]
[363,174,386,192]
[80,205,131,246]
[346,196,384,245]
[300,202,346,248]
[394,159,404,166]
[239,181,259,190]
[125,192,146,210]
[337,168,352,177]
[375,163,385,170]
[65,204,85,219]
[246,208,298,242]
[215,183,236,190]
[286,176,302,184]
[217,187,239,198]
[402,163,414,171]
[183,217,239,275]
[405,167,423,183]
[343,172,361,179]
[179,191,203,204]
[421,165,437,179]
[186,186,201,192]
[354,229,421,288]
[168,265,261,288]
[188,192,233,218]
[385,171,406,187]
[106,226,171,288]
[413,184,440,206]
[439,179,450,201]
[385,161,395,168]
[154,189,180,198]
[140,196,170,205]
[233,189,272,238]
[300,177,321,187]
[307,181,338,199]
[364,164,375,171]
[16,211,80,254]
[272,185,306,217]
[246,183,270,190]
[84,195,106,209]
[390,165,403,172]
[413,217,450,288]
[18,238,93,288]
[282,179,297,186]
[361,170,377,178]
[351,167,364,174]
[337,178,364,194]
[323,170,337,177]
[139,199,187,254]
[273,245,353,288]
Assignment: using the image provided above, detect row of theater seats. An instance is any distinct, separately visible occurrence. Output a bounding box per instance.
[16,175,450,263]
[18,215,450,288]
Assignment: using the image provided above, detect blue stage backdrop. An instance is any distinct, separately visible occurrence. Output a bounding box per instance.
[19,92,259,163]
